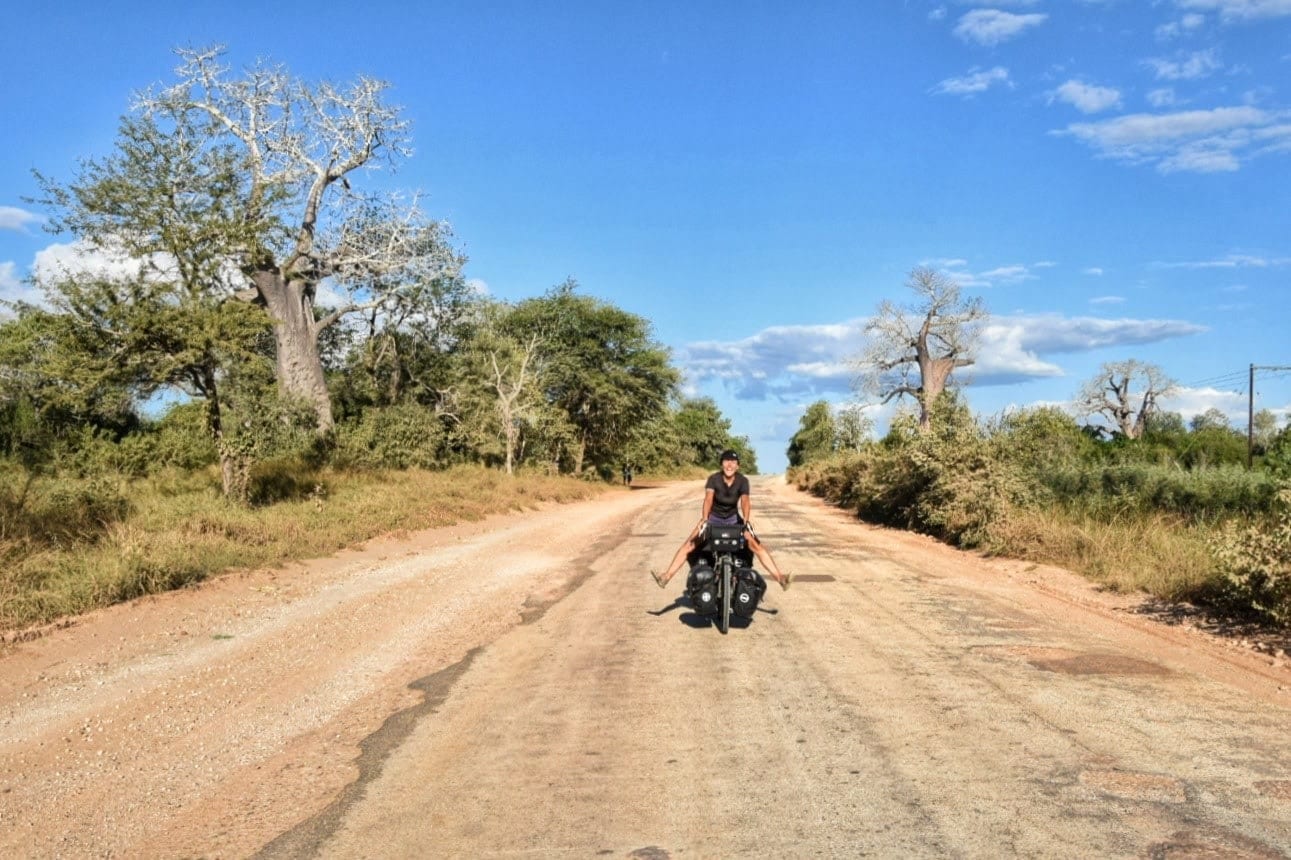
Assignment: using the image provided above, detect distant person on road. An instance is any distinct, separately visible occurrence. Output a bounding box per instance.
[622,464,633,486]
[651,449,791,590]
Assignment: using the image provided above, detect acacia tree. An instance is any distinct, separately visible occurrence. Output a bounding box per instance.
[31,113,275,496]
[132,46,463,432]
[858,266,986,432]
[501,280,679,476]
[1075,359,1175,440]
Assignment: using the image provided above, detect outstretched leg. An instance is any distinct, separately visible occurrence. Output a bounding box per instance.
[746,531,791,590]
[654,522,703,587]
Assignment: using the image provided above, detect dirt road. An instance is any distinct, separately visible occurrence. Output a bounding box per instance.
[2,478,1290,858]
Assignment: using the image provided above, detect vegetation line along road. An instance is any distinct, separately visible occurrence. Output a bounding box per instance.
[1,46,1287,640]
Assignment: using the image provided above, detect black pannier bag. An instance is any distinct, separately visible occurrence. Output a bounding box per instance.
[732,565,766,618]
[686,559,719,614]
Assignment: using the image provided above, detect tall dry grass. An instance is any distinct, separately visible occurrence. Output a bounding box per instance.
[986,507,1217,601]
[0,465,608,634]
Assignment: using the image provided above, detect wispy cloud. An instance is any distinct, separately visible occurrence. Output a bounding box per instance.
[1177,0,1291,21]
[1147,88,1179,108]
[1083,267,1105,275]
[1144,48,1223,80]
[1090,295,1126,304]
[1051,80,1123,114]
[1156,252,1291,268]
[680,313,1207,401]
[931,66,1011,96]
[1056,105,1291,173]
[954,10,1047,46]
[1156,13,1208,39]
[926,260,1045,287]
[0,206,42,233]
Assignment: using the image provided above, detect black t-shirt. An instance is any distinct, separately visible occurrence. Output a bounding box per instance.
[705,472,750,520]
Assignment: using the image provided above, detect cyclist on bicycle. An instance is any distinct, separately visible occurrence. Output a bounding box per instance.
[651,449,791,590]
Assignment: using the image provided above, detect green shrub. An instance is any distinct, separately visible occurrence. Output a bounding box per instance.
[1043,463,1276,520]
[0,469,132,546]
[1211,488,1291,624]
[333,402,447,470]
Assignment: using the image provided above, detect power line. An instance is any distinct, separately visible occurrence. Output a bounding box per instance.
[1248,363,1291,469]
[1184,369,1250,390]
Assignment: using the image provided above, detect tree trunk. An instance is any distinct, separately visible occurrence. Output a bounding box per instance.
[255,270,333,432]
[573,434,587,476]
[916,357,957,432]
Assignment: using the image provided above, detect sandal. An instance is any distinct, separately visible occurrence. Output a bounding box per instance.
[651,569,668,589]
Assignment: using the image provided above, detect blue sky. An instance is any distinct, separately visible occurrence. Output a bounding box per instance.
[2,0,1289,471]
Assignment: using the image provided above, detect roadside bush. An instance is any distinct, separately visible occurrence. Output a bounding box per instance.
[150,401,218,470]
[0,468,132,546]
[1043,463,1275,520]
[333,402,447,470]
[1211,488,1291,625]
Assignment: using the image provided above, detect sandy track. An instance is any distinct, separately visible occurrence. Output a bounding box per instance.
[2,478,1290,858]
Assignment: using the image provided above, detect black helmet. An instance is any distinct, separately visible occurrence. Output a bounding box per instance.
[719,449,740,463]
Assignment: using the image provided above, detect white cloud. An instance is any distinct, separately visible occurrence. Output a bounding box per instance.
[1177,0,1291,21]
[1161,385,1247,422]
[953,10,1047,46]
[466,277,490,296]
[679,312,1206,401]
[1156,13,1208,38]
[1144,48,1223,80]
[32,241,144,282]
[931,66,1011,96]
[1089,295,1126,304]
[0,206,42,233]
[1051,80,1123,114]
[932,260,1043,287]
[1057,105,1285,173]
[1083,267,1105,275]
[1157,252,1291,268]
[0,260,44,310]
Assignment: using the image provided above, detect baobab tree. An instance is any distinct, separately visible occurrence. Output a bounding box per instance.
[857,266,987,432]
[136,46,463,432]
[1075,359,1175,439]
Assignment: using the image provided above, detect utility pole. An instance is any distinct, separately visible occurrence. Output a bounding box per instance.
[1248,364,1291,469]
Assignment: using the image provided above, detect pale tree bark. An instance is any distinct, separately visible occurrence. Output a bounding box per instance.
[857,266,986,432]
[488,334,542,475]
[1076,359,1175,439]
[139,46,460,433]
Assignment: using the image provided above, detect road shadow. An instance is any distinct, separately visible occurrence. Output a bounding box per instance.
[649,596,773,628]
[1133,598,1291,656]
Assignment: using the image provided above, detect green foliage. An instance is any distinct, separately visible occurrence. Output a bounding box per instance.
[498,280,680,475]
[789,396,1289,621]
[1266,425,1291,480]
[786,401,836,467]
[333,402,448,470]
[1042,463,1276,519]
[672,397,735,468]
[1211,488,1291,625]
[150,401,220,470]
[993,406,1098,474]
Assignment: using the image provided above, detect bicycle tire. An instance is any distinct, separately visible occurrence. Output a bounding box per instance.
[719,555,731,635]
